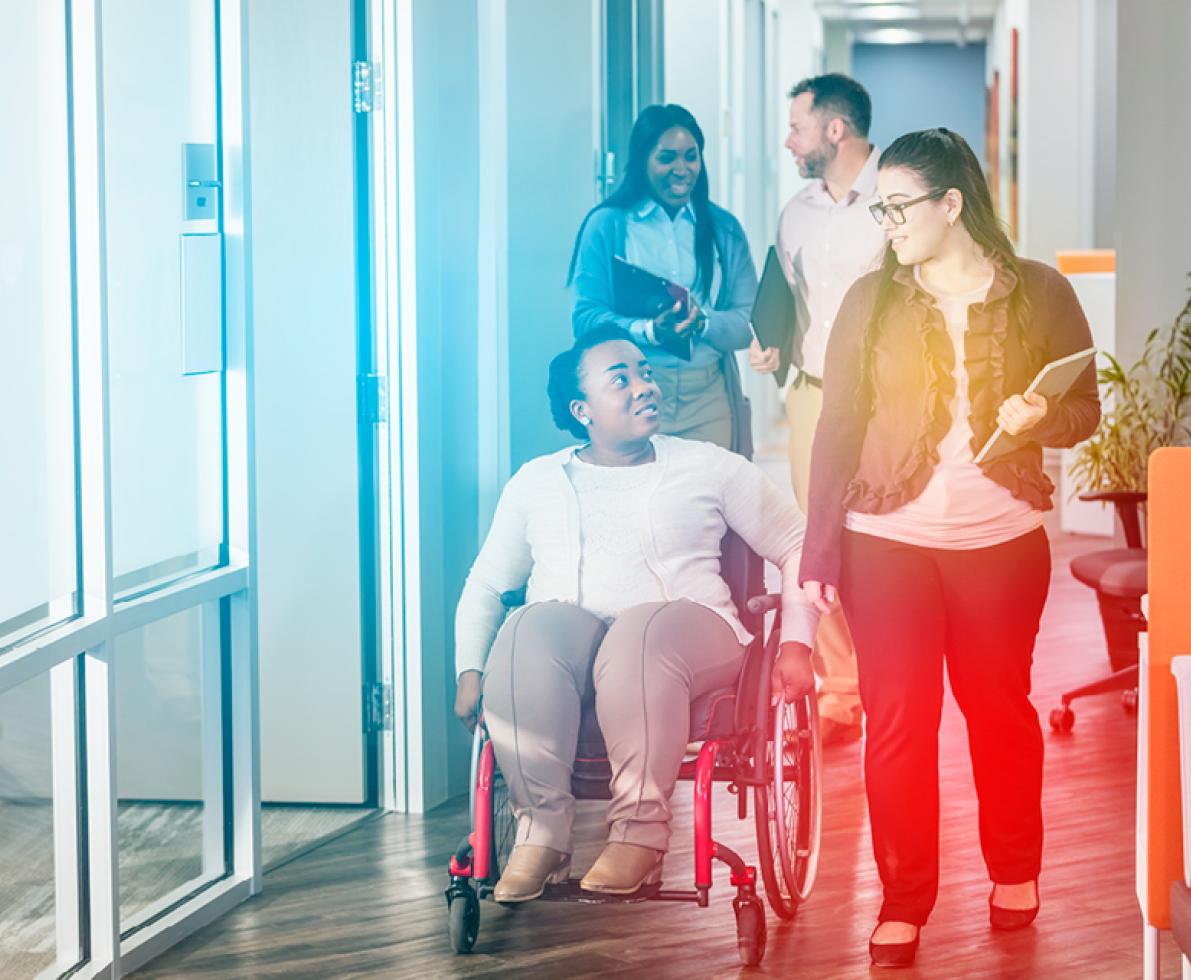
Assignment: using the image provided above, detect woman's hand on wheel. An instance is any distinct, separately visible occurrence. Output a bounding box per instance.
[454,670,482,732]
[802,580,837,616]
[771,641,816,703]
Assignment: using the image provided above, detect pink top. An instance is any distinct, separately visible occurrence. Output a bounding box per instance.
[844,267,1043,550]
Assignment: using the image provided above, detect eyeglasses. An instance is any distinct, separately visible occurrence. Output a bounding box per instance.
[869,190,946,226]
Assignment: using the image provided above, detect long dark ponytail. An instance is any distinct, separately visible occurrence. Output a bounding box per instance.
[566,104,718,297]
[862,128,1030,391]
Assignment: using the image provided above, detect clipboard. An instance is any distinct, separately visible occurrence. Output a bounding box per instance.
[611,256,693,361]
[750,246,795,388]
[973,346,1097,464]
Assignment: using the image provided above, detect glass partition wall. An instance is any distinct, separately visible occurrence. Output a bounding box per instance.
[0,1,257,976]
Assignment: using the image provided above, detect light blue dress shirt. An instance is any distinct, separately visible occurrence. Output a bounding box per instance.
[624,199,722,368]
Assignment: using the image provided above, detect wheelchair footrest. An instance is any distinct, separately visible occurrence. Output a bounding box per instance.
[481,879,673,905]
[544,879,662,903]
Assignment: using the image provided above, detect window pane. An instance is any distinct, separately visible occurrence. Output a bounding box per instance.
[0,1,79,649]
[114,604,226,934]
[0,671,79,975]
[102,0,226,598]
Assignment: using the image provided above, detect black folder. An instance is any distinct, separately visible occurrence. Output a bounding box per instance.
[611,256,693,361]
[750,246,795,388]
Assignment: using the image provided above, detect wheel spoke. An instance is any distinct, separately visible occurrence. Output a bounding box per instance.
[492,774,516,878]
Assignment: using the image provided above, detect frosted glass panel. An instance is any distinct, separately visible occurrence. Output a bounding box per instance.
[0,672,71,975]
[0,1,79,649]
[102,0,226,596]
[114,604,226,934]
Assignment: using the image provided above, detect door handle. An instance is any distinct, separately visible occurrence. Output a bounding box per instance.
[183,142,221,221]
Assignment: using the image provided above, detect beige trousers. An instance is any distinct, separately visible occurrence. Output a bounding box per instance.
[786,376,862,725]
[651,360,733,449]
[482,600,745,854]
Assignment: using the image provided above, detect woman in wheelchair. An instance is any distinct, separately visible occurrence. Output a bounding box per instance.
[452,324,818,903]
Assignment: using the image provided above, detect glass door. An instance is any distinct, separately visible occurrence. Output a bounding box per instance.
[600,0,665,199]
[102,0,227,600]
[0,0,80,656]
[0,0,256,976]
[96,0,238,955]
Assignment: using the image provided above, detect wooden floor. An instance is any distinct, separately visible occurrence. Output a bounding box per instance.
[136,531,1182,979]
[0,803,372,978]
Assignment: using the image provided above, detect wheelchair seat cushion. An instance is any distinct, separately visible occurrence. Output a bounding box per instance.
[1070,547,1146,590]
[574,690,733,776]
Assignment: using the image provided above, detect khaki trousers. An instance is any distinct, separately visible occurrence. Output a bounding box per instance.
[651,360,733,449]
[786,376,862,725]
[482,600,745,854]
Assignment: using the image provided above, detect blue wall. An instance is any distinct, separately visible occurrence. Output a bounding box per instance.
[410,0,600,809]
[852,42,987,162]
[506,1,599,469]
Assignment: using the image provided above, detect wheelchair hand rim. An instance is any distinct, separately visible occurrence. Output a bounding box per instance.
[771,692,823,901]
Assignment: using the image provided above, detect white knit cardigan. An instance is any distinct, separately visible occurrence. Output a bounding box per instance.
[454,435,819,677]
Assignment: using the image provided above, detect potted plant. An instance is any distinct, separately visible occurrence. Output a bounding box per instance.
[1065,285,1191,671]
[1069,286,1191,503]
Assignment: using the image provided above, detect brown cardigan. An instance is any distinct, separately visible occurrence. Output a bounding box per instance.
[799,257,1101,587]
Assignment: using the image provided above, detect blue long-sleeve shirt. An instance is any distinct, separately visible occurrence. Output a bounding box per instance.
[570,199,758,370]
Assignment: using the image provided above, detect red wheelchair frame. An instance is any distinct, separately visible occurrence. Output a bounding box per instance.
[444,592,823,967]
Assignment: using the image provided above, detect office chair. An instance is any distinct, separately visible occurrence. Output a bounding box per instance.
[1050,491,1147,732]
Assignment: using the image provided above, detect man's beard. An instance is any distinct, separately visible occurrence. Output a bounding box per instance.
[799,140,837,179]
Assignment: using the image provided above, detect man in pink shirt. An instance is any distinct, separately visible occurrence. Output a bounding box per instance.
[751,74,885,744]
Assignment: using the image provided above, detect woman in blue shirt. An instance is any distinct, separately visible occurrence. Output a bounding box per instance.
[567,104,758,455]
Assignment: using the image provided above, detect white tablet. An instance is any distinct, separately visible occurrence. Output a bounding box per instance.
[973,346,1098,465]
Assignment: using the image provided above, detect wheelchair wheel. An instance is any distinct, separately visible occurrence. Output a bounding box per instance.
[447,885,480,953]
[753,691,822,919]
[490,769,516,882]
[734,895,767,966]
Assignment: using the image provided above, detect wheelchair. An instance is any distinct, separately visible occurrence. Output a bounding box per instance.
[444,545,823,967]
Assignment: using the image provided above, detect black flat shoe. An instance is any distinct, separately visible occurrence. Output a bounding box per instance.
[989,880,1040,930]
[869,925,920,968]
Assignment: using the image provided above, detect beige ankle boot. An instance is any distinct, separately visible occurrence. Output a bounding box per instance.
[579,842,663,894]
[492,845,570,903]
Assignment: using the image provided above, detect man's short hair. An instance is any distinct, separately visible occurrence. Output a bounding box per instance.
[788,73,872,139]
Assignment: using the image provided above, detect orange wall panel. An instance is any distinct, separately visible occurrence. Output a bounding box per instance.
[1055,249,1116,274]
[1141,448,1191,927]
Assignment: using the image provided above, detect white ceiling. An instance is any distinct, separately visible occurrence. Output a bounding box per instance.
[813,0,1000,44]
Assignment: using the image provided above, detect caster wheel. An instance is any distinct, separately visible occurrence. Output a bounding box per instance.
[1122,689,1139,713]
[1049,706,1075,733]
[448,888,480,953]
[735,899,767,966]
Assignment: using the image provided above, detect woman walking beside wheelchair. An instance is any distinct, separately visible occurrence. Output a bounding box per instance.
[453,326,819,902]
[794,129,1099,967]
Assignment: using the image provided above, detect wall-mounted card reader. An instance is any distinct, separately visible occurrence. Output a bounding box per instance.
[183,142,221,221]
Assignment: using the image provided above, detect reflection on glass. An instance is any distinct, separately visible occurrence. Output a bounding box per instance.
[0,672,72,975]
[0,1,79,649]
[102,0,226,598]
[115,605,225,933]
